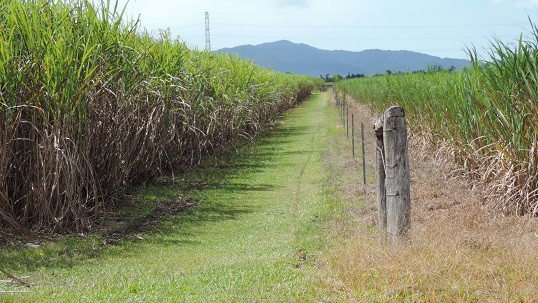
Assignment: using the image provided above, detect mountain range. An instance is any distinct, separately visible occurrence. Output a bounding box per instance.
[217,40,471,77]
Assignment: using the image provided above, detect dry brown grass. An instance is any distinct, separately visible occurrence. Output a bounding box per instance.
[324,95,538,302]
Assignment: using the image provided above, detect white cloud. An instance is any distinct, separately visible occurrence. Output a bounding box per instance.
[517,0,538,8]
[275,0,310,8]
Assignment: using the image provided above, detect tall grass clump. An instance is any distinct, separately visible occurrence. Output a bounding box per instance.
[0,0,322,233]
[336,31,538,216]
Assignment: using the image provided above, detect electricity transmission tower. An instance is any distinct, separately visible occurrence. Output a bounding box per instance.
[205,12,211,52]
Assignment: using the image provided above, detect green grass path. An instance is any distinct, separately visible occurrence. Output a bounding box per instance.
[3,92,348,302]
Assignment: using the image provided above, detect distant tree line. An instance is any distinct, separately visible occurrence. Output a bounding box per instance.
[321,64,458,82]
[320,73,365,82]
[376,64,457,77]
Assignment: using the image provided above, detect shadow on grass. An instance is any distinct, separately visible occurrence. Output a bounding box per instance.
[0,116,310,275]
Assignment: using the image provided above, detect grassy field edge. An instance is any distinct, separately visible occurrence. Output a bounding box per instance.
[1,91,356,302]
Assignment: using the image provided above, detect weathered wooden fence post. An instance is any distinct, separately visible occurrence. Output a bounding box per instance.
[374,106,410,245]
[374,118,387,241]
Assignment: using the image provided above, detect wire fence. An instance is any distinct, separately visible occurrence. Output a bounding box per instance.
[332,87,367,185]
[333,86,411,245]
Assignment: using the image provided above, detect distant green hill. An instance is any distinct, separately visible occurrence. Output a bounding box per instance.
[217,40,471,77]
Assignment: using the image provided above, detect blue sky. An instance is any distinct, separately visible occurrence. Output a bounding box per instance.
[117,0,538,59]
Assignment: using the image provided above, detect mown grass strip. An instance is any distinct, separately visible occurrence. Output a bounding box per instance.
[1,92,347,302]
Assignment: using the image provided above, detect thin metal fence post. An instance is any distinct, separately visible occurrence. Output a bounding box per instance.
[341,100,345,125]
[351,114,355,156]
[338,96,342,122]
[346,106,349,138]
[361,122,366,185]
